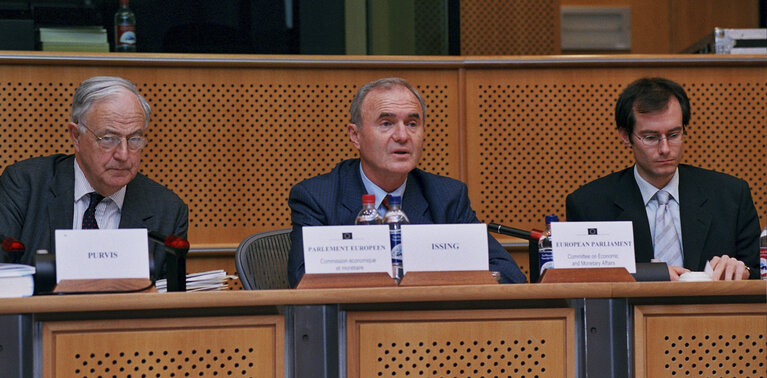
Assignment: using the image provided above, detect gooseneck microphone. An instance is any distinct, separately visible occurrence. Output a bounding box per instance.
[487,223,544,241]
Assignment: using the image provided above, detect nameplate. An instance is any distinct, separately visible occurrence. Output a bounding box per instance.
[400,224,489,273]
[55,229,149,283]
[302,225,392,276]
[551,221,636,273]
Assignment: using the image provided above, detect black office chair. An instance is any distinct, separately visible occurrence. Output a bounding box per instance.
[235,229,291,290]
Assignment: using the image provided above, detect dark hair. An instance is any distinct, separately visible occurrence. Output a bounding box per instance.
[349,77,426,126]
[615,77,690,140]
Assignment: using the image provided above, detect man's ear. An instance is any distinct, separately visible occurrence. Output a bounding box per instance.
[348,123,361,149]
[618,129,632,148]
[68,122,81,152]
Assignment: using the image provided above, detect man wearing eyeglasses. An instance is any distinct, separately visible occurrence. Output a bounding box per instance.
[566,77,760,281]
[0,76,188,278]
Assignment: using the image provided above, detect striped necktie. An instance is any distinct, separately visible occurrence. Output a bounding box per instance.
[653,190,683,267]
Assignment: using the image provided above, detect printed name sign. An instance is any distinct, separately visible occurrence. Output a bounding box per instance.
[55,229,149,283]
[550,221,636,273]
[302,225,392,276]
[400,224,489,273]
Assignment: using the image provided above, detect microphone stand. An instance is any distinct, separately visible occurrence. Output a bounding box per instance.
[148,231,190,292]
[487,223,544,283]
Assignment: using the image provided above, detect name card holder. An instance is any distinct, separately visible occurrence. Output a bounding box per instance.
[296,272,396,289]
[399,270,498,286]
[538,267,635,283]
[54,278,156,294]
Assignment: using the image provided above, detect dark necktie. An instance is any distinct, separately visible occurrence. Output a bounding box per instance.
[82,192,105,229]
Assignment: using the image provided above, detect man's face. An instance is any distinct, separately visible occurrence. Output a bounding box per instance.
[348,85,424,191]
[68,89,146,196]
[619,96,684,189]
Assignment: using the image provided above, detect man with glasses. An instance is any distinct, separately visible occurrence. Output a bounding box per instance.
[566,77,759,280]
[0,76,188,278]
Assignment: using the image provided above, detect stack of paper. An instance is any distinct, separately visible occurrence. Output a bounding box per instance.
[38,26,109,52]
[156,270,233,293]
[0,263,35,298]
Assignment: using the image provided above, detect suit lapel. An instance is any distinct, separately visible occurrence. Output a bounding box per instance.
[338,160,367,223]
[678,166,711,270]
[613,168,654,263]
[119,176,152,229]
[401,171,429,223]
[47,156,76,250]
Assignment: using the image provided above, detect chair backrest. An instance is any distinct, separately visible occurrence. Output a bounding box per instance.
[235,228,291,290]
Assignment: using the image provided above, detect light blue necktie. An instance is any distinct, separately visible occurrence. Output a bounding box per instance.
[653,190,683,267]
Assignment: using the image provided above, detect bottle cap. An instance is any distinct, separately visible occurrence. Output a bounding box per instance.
[545,214,559,224]
[361,194,375,204]
[388,195,402,205]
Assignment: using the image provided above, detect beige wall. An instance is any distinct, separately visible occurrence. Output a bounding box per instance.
[560,0,760,53]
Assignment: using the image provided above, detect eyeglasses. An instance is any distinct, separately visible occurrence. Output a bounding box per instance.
[79,123,148,151]
[632,131,684,147]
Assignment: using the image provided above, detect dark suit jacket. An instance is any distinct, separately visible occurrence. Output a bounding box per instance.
[0,154,189,278]
[566,164,760,278]
[287,159,526,287]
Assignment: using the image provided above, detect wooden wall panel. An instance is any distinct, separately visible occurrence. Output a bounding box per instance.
[464,66,767,232]
[0,64,460,246]
[0,55,765,252]
[461,0,561,55]
[561,0,759,53]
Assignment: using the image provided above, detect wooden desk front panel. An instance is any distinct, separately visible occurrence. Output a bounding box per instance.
[42,315,284,378]
[346,308,575,378]
[634,303,767,378]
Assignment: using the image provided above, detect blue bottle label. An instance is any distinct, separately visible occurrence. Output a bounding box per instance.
[390,228,402,264]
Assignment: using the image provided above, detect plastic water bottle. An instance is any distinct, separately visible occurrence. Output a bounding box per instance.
[760,225,767,280]
[383,196,409,282]
[355,194,382,225]
[114,0,137,52]
[538,215,558,277]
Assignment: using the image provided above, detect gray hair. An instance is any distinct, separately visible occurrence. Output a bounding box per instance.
[349,77,426,126]
[71,76,152,127]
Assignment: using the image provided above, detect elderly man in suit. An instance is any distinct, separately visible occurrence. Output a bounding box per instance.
[287,77,525,287]
[0,76,188,278]
[566,77,760,281]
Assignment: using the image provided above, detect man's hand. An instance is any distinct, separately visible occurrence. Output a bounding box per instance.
[709,255,749,281]
[667,265,690,281]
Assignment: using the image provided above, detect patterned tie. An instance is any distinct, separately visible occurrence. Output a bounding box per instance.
[82,192,104,230]
[653,190,683,267]
[381,194,391,212]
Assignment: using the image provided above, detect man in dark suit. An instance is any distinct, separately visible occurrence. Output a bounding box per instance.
[0,76,188,278]
[288,77,525,287]
[566,77,759,280]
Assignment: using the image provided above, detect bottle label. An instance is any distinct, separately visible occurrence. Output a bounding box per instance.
[760,246,767,280]
[390,228,402,264]
[539,249,553,275]
[116,25,136,45]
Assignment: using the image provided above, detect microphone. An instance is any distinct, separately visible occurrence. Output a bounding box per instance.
[148,230,190,292]
[1,234,25,263]
[487,223,544,241]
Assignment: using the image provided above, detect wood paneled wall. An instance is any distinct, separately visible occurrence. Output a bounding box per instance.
[0,53,765,248]
[560,0,760,53]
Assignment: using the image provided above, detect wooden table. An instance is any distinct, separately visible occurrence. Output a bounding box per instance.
[1,281,765,377]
